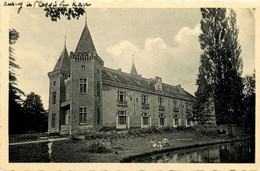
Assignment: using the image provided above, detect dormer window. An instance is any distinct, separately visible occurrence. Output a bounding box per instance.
[158,97,164,106]
[154,77,162,91]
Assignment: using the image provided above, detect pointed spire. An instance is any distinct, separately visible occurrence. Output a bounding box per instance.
[85,12,87,26]
[53,39,71,71]
[130,57,138,76]
[64,36,66,48]
[75,12,96,52]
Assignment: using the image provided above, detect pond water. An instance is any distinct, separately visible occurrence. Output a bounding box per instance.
[131,140,255,163]
[9,140,254,163]
[10,141,53,162]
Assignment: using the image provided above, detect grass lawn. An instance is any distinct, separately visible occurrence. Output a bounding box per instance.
[49,128,249,162]
[9,127,251,162]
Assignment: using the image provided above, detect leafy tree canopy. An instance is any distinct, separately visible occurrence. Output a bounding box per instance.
[196,8,244,134]
[44,7,85,22]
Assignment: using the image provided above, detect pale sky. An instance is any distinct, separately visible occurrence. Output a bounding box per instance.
[9,8,255,109]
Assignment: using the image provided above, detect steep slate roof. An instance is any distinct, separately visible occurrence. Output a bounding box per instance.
[102,67,195,101]
[53,43,70,71]
[75,23,96,52]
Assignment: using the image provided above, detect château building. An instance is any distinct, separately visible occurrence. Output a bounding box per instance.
[47,17,213,135]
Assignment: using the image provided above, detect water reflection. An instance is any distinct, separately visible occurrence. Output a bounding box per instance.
[9,141,51,162]
[48,142,53,161]
[133,140,254,163]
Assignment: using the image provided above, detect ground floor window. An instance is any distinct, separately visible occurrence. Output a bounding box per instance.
[97,108,101,125]
[79,107,87,124]
[143,117,149,125]
[118,116,127,125]
[186,119,191,126]
[159,113,165,126]
[117,110,127,126]
[51,114,56,128]
[160,118,165,126]
[174,118,179,126]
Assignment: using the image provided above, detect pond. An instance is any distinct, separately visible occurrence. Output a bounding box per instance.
[9,139,254,163]
[9,141,54,162]
[130,140,255,163]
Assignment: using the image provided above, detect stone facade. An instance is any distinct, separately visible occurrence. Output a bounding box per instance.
[47,19,204,135]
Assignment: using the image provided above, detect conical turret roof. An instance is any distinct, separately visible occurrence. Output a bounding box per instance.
[53,38,71,71]
[75,17,96,52]
[130,59,138,76]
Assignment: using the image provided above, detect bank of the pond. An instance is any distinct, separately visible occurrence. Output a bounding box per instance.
[9,127,253,162]
[120,137,253,162]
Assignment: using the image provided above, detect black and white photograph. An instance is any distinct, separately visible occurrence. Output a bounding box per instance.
[2,3,257,168]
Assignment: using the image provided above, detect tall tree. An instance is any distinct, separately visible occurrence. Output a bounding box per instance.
[242,71,255,134]
[9,29,25,134]
[197,8,244,135]
[192,70,212,126]
[23,92,48,133]
[9,29,24,102]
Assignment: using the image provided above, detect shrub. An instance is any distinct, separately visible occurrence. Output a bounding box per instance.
[87,140,111,153]
[128,129,136,135]
[184,127,195,131]
[162,126,172,132]
[140,128,150,134]
[10,134,39,142]
[176,126,186,130]
[155,128,163,133]
[70,135,80,141]
[149,127,157,133]
[196,129,218,137]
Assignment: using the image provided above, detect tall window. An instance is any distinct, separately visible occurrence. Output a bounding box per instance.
[80,79,87,93]
[97,108,101,125]
[141,95,149,104]
[142,112,149,125]
[52,92,56,104]
[118,91,127,102]
[158,97,164,106]
[160,118,165,126]
[187,119,191,126]
[174,118,179,126]
[51,114,56,128]
[159,113,165,126]
[118,110,127,125]
[143,117,149,125]
[66,87,70,101]
[79,107,87,124]
[97,81,100,97]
